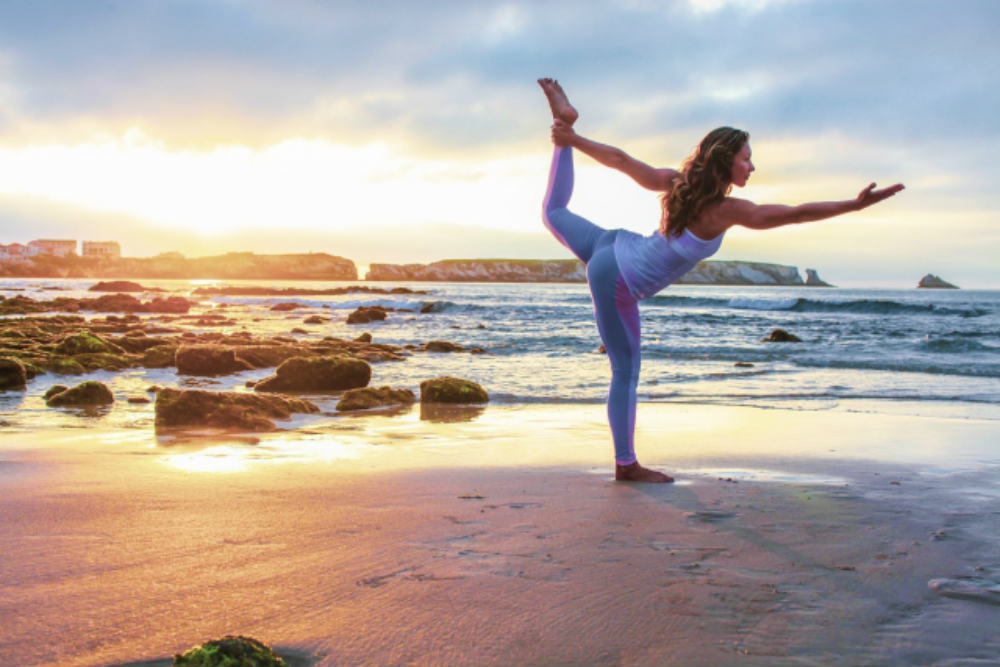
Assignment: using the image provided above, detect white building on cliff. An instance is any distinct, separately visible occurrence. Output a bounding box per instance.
[82,241,121,258]
[28,239,77,256]
[0,243,32,263]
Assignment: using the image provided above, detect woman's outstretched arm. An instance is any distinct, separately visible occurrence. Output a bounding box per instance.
[725,182,905,231]
[552,119,676,192]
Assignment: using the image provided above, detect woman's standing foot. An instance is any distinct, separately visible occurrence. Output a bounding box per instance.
[615,461,674,483]
[538,77,578,126]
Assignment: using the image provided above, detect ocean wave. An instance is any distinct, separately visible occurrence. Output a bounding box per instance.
[796,357,1000,378]
[918,337,999,354]
[644,293,990,317]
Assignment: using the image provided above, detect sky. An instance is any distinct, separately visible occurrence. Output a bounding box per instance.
[0,0,997,287]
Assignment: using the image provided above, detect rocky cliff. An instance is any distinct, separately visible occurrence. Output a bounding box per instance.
[0,252,357,280]
[367,259,816,286]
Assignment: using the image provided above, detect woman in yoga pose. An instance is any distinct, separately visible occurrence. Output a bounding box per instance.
[538,78,904,483]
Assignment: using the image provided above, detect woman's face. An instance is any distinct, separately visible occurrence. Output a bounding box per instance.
[730,142,754,187]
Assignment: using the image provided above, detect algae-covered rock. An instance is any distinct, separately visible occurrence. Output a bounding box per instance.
[142,345,178,368]
[155,388,318,430]
[45,356,87,375]
[336,386,416,411]
[762,328,802,343]
[44,385,69,401]
[419,376,489,404]
[73,352,133,372]
[0,357,27,390]
[176,345,254,376]
[46,380,114,406]
[254,355,371,393]
[54,330,123,355]
[173,635,286,666]
[231,345,308,369]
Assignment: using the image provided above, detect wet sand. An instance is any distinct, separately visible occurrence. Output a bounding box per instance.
[1,402,999,666]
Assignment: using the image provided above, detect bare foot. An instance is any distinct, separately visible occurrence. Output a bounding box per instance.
[537,77,578,126]
[615,462,674,483]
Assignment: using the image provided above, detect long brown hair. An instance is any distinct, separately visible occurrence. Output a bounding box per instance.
[661,126,749,237]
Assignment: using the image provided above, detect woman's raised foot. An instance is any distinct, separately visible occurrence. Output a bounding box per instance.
[615,461,674,483]
[538,77,578,126]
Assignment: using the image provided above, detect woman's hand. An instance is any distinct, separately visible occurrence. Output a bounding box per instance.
[551,119,576,147]
[854,182,905,210]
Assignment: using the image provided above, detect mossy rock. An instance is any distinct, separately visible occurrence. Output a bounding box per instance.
[155,388,318,430]
[254,355,371,393]
[142,345,178,368]
[19,358,45,379]
[74,352,133,372]
[419,376,489,404]
[176,345,254,376]
[336,385,416,411]
[112,334,170,353]
[46,380,114,406]
[0,357,27,390]
[54,330,122,355]
[44,385,69,401]
[46,356,87,375]
[173,635,286,666]
[761,328,802,343]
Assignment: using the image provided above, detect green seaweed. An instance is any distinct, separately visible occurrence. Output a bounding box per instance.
[172,635,286,666]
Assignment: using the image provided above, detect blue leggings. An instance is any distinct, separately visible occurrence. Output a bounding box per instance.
[542,146,641,465]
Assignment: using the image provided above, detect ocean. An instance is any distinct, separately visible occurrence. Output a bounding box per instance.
[2,278,998,432]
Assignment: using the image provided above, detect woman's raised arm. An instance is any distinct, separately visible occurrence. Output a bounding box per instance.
[725,182,905,231]
[551,119,676,192]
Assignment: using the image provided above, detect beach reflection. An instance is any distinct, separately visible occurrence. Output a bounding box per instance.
[161,432,364,473]
[420,403,486,423]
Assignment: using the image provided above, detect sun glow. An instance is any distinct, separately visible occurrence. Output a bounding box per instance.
[0,128,547,238]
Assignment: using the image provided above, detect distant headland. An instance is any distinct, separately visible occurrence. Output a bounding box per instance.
[0,238,956,288]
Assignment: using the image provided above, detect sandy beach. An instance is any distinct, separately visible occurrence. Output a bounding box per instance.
[2,401,998,666]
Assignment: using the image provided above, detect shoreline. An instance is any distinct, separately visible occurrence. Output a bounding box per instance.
[2,402,999,666]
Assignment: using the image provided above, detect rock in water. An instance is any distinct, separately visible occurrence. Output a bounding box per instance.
[44,385,69,401]
[337,386,416,411]
[420,376,489,403]
[0,357,27,390]
[88,280,150,292]
[762,328,802,343]
[173,635,286,666]
[805,268,833,287]
[422,340,464,352]
[45,381,114,406]
[254,355,371,392]
[346,305,388,324]
[917,273,959,289]
[175,345,255,376]
[54,330,123,355]
[155,388,318,430]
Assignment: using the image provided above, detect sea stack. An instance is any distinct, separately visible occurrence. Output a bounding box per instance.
[805,269,833,287]
[917,274,959,289]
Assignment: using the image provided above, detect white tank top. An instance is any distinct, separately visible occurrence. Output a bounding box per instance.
[613,228,724,300]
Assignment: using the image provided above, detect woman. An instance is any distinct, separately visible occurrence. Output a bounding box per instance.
[538,77,904,483]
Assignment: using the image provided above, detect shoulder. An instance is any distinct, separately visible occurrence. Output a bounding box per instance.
[712,197,756,227]
[657,168,681,193]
